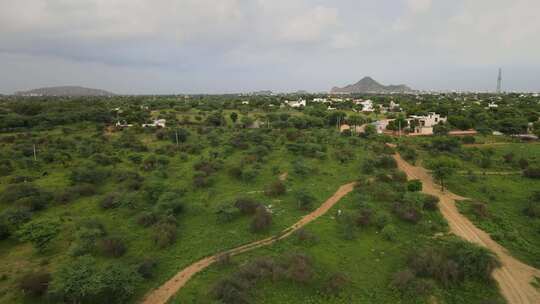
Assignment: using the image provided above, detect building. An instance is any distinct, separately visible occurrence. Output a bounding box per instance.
[284,99,306,108]
[408,113,447,135]
[357,100,374,112]
[142,119,167,128]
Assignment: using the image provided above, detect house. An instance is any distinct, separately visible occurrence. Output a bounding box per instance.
[389,100,400,110]
[115,121,133,128]
[241,100,250,105]
[142,119,166,128]
[408,113,447,135]
[487,102,498,109]
[327,106,337,111]
[358,100,374,112]
[284,99,306,108]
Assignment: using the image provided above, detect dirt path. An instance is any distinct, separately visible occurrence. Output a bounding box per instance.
[393,153,540,304]
[141,182,356,304]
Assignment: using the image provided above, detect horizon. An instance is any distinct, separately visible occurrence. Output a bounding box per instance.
[1,0,539,94]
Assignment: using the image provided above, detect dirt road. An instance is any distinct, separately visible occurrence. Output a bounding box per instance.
[393,153,540,304]
[141,182,356,304]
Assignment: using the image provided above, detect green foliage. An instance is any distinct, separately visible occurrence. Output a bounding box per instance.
[407,179,422,192]
[16,219,60,252]
[50,256,141,303]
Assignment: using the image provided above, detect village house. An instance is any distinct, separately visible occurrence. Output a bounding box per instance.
[408,112,447,135]
[142,119,167,128]
[284,99,306,108]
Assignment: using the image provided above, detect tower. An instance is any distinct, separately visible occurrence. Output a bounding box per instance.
[496,68,502,93]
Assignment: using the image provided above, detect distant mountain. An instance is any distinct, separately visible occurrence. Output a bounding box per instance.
[15,86,115,97]
[331,77,414,94]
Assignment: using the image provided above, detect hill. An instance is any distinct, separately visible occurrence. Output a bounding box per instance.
[15,86,115,97]
[331,77,414,94]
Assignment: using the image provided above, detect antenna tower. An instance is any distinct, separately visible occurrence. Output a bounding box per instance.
[496,68,502,93]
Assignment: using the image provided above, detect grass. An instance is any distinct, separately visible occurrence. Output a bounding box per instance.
[404,137,540,268]
[0,125,368,303]
[172,185,503,304]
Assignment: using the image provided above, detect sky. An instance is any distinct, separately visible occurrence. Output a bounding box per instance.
[1,0,539,94]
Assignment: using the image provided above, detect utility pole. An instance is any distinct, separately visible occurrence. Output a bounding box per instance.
[33,144,37,161]
[496,68,502,94]
[175,129,179,146]
[398,120,401,137]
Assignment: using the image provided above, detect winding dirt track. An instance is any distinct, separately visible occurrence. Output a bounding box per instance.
[141,182,356,304]
[393,153,540,304]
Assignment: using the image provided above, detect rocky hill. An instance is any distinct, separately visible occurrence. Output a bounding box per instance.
[331,77,414,94]
[15,86,115,97]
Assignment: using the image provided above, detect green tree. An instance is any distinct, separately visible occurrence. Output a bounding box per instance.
[429,157,459,191]
[230,112,238,123]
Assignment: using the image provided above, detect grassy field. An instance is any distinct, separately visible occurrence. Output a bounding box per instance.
[0,124,369,303]
[404,137,540,268]
[173,181,504,304]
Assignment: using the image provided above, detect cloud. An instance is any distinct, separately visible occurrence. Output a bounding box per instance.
[0,0,539,93]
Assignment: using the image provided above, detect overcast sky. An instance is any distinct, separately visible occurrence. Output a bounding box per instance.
[1,0,539,94]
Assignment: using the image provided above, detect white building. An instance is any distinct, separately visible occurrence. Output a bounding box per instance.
[408,113,447,135]
[241,100,250,105]
[142,119,167,128]
[487,102,498,109]
[284,99,306,108]
[359,100,374,112]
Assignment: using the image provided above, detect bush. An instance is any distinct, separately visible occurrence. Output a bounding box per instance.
[100,193,121,210]
[234,197,260,215]
[19,271,51,297]
[294,189,315,211]
[155,192,185,215]
[286,253,313,283]
[137,258,158,279]
[70,164,109,185]
[16,219,60,252]
[391,269,416,293]
[323,272,349,295]
[407,180,422,192]
[375,155,397,169]
[472,202,489,218]
[523,167,540,179]
[381,224,398,241]
[524,192,540,218]
[153,221,177,248]
[100,237,127,258]
[294,228,319,245]
[137,211,160,227]
[422,194,439,211]
[264,180,286,197]
[250,206,272,233]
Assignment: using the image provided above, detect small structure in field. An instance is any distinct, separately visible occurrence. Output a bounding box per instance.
[142,119,166,128]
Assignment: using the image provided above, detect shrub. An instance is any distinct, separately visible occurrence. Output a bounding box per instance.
[524,192,540,218]
[336,212,356,240]
[155,192,185,215]
[294,228,319,245]
[212,276,251,304]
[0,183,41,204]
[100,237,127,258]
[0,222,10,240]
[391,269,416,293]
[523,167,540,179]
[137,258,158,279]
[250,206,272,233]
[294,189,315,211]
[323,272,349,295]
[215,253,232,267]
[375,155,397,169]
[100,193,121,210]
[19,271,51,297]
[153,221,177,248]
[381,224,398,241]
[16,219,60,252]
[462,136,476,144]
[422,194,439,211]
[234,197,260,215]
[355,208,373,227]
[286,254,313,283]
[518,158,529,169]
[264,180,286,197]
[407,180,422,192]
[472,202,489,218]
[137,211,160,227]
[70,164,109,185]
